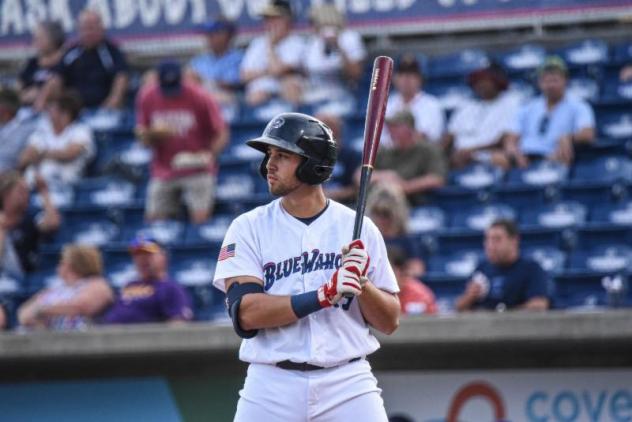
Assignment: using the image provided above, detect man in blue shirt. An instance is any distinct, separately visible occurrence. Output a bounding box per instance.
[188,18,243,101]
[503,56,595,167]
[455,219,550,311]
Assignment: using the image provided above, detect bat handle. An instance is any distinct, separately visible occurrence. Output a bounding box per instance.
[352,165,373,241]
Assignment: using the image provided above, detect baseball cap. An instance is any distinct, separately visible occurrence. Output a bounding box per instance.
[158,60,182,97]
[198,18,236,35]
[396,54,422,76]
[129,235,163,255]
[260,0,293,18]
[386,110,416,128]
[309,4,344,28]
[467,63,509,91]
[538,55,568,77]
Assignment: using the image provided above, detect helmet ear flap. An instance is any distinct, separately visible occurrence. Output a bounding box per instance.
[259,154,269,179]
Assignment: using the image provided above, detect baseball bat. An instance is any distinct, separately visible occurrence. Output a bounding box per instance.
[353,55,394,241]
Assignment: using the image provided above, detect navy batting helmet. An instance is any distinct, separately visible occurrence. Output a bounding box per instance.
[247,113,338,185]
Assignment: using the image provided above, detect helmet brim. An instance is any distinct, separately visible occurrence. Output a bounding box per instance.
[246,136,308,157]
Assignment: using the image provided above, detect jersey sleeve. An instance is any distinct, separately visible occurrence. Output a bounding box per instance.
[363,218,399,294]
[213,215,263,292]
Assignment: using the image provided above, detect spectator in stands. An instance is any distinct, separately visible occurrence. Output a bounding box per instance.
[0,89,39,172]
[17,244,113,330]
[100,236,193,324]
[0,303,5,329]
[620,65,632,82]
[370,110,446,205]
[455,219,550,312]
[388,246,436,316]
[318,112,360,203]
[443,64,520,169]
[240,0,305,106]
[37,9,128,110]
[0,171,60,276]
[136,60,228,224]
[188,17,243,110]
[503,56,595,168]
[302,4,366,115]
[385,54,444,144]
[366,184,424,279]
[19,91,94,188]
[18,21,65,107]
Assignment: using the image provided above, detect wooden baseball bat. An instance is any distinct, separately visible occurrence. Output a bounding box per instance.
[353,55,394,241]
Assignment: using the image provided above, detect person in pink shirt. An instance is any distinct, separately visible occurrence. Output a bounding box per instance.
[388,246,437,316]
[136,60,228,224]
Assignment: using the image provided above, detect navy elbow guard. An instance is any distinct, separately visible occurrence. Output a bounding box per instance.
[226,282,263,339]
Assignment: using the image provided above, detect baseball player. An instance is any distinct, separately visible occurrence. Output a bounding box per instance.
[213,112,400,421]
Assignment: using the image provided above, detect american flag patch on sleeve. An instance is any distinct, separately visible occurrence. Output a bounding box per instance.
[218,243,236,261]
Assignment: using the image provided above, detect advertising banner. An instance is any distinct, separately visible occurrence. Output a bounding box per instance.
[1,0,631,52]
[379,369,632,422]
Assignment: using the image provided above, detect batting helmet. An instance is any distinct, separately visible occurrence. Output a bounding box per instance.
[247,113,338,185]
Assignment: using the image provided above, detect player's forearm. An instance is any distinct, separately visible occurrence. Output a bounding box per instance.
[357,282,399,335]
[238,293,298,330]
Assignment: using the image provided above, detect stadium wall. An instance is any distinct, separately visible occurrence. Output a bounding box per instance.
[1,311,632,421]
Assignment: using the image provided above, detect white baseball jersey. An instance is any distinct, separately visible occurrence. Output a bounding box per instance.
[213,199,399,367]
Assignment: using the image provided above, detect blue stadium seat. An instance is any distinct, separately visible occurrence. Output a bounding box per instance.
[568,244,632,274]
[216,169,257,202]
[26,270,61,294]
[553,273,608,309]
[559,39,609,67]
[520,227,567,250]
[591,200,632,225]
[428,48,489,79]
[567,77,599,102]
[451,164,504,190]
[423,275,467,313]
[0,273,23,296]
[125,221,186,246]
[494,186,553,210]
[65,221,121,247]
[451,204,516,231]
[612,42,632,65]
[560,182,625,208]
[601,77,632,103]
[498,44,545,73]
[185,216,234,245]
[521,201,587,229]
[598,112,632,140]
[427,250,483,278]
[572,156,632,183]
[523,247,566,274]
[435,230,483,255]
[105,261,137,289]
[409,206,446,234]
[75,178,137,208]
[427,187,489,213]
[575,226,632,250]
[506,160,568,187]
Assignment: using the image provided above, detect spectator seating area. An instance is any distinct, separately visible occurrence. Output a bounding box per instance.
[1,38,631,322]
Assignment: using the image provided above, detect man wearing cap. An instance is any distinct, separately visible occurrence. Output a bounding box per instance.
[384,54,444,144]
[100,236,193,324]
[240,0,305,106]
[188,17,243,102]
[135,60,228,224]
[443,63,521,168]
[368,110,447,205]
[503,56,595,167]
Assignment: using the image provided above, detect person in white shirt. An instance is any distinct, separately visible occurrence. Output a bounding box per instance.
[443,63,520,168]
[302,4,366,115]
[384,54,445,144]
[19,91,95,187]
[240,0,305,106]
